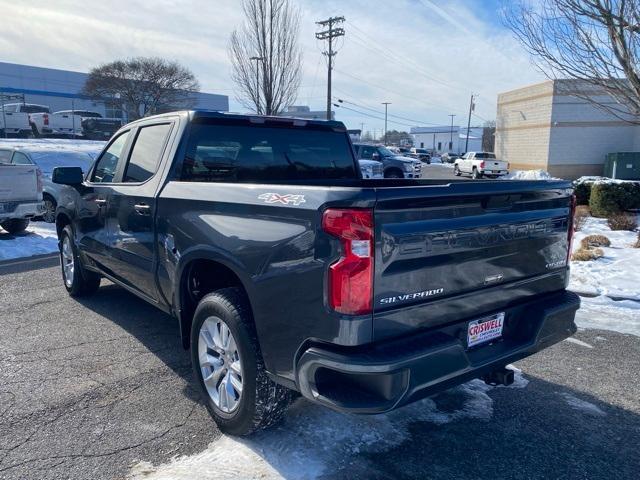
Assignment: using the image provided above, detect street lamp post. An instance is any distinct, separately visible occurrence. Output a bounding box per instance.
[448,114,456,152]
[382,102,391,145]
[250,56,264,115]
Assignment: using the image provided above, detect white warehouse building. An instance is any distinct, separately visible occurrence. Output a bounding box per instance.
[410,126,483,154]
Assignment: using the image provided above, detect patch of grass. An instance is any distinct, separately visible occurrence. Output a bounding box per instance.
[580,234,611,249]
[571,248,604,262]
[574,205,590,231]
[607,214,638,231]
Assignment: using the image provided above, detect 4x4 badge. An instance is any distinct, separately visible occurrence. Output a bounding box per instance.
[258,193,306,206]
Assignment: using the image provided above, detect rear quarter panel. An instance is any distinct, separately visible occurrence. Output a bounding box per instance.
[156,181,376,381]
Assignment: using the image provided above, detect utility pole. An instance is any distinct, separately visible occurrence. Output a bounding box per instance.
[382,102,391,145]
[448,114,456,152]
[465,94,475,153]
[316,16,345,120]
[250,56,264,115]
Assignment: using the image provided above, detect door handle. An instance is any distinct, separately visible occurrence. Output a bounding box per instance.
[94,198,107,205]
[134,203,151,215]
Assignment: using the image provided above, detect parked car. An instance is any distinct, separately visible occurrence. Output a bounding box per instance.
[358,159,383,179]
[53,110,579,436]
[352,143,423,178]
[0,147,95,222]
[0,150,44,233]
[409,147,431,164]
[55,110,122,140]
[3,103,79,137]
[441,152,461,163]
[454,151,510,179]
[0,105,31,137]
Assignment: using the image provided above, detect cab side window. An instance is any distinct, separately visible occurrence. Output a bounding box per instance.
[92,131,131,183]
[12,152,33,165]
[360,146,376,159]
[123,123,172,183]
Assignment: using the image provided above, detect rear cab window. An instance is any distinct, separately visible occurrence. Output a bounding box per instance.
[180,121,358,183]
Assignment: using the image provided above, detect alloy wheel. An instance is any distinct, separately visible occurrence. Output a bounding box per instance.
[198,316,243,413]
[61,236,74,288]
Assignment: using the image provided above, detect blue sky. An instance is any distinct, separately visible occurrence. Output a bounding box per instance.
[0,0,544,134]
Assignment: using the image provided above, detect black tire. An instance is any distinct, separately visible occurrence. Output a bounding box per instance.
[191,288,294,436]
[30,124,40,138]
[454,164,461,176]
[1,218,30,234]
[59,225,101,296]
[385,169,403,179]
[472,167,482,179]
[41,194,57,223]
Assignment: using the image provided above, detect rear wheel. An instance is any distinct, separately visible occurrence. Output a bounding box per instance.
[1,218,29,234]
[192,288,293,435]
[472,167,482,179]
[59,225,101,296]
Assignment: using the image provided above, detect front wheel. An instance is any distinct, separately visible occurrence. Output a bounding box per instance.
[385,170,403,179]
[59,225,101,296]
[454,164,461,176]
[1,218,29,234]
[41,195,57,223]
[192,288,293,435]
[472,168,482,179]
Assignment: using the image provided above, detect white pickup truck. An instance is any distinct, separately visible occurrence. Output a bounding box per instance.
[0,150,44,233]
[3,103,80,138]
[454,151,509,179]
[0,106,31,138]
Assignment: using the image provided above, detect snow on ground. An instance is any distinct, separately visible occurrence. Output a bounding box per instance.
[501,169,560,180]
[0,222,58,261]
[129,368,527,480]
[560,393,606,416]
[569,215,640,337]
[569,216,640,300]
[0,138,106,159]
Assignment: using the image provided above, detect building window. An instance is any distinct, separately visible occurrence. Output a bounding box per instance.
[449,141,453,150]
[437,142,442,150]
[420,142,424,148]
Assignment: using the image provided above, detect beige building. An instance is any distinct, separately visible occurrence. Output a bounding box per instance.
[496,79,640,179]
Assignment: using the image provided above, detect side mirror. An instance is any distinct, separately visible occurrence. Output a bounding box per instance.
[52,166,84,185]
[371,153,380,161]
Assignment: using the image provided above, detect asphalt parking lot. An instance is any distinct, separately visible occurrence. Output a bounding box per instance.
[0,261,639,480]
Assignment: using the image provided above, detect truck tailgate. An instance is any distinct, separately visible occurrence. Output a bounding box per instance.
[0,165,40,202]
[373,180,573,340]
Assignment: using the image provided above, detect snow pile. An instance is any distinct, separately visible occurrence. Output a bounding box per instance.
[0,222,58,261]
[129,368,527,480]
[560,393,606,416]
[0,138,105,159]
[574,175,639,185]
[501,169,560,180]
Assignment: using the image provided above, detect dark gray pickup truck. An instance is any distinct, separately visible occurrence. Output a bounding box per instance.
[52,110,579,435]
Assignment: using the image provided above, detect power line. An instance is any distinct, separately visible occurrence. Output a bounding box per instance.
[334,96,445,126]
[331,102,415,128]
[316,16,345,120]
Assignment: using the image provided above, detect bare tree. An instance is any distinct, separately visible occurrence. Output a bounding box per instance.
[482,120,496,152]
[229,0,302,115]
[504,0,640,123]
[83,57,200,120]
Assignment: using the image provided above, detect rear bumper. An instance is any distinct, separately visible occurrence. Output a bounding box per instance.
[295,290,579,414]
[0,201,44,221]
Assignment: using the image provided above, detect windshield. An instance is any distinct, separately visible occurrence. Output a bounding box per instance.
[378,147,396,157]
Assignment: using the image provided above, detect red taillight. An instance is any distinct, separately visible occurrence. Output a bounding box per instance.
[36,168,43,193]
[479,160,485,169]
[322,208,373,315]
[43,114,49,126]
[566,194,577,263]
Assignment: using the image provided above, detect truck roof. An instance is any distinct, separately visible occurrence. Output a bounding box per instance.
[123,110,348,132]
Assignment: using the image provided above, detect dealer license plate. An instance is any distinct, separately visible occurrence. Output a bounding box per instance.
[467,312,505,348]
